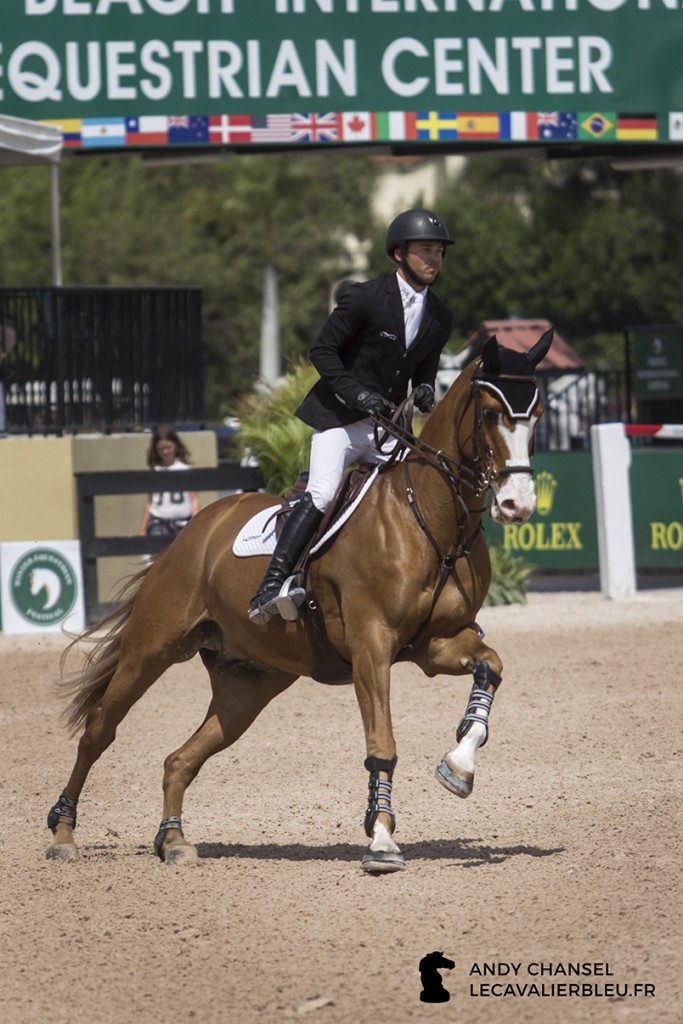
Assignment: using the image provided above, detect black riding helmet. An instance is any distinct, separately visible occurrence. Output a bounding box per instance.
[385,208,454,287]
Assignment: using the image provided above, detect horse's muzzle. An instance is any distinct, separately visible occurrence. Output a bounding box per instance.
[488,471,538,524]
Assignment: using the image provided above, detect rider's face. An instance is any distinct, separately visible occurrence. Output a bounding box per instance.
[397,241,445,289]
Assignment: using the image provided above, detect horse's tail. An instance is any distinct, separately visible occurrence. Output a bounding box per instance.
[58,562,153,737]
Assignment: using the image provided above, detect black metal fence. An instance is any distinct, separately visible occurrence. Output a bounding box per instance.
[76,465,262,622]
[0,286,204,435]
[536,369,629,451]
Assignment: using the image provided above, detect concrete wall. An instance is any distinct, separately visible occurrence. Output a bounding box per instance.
[0,430,218,602]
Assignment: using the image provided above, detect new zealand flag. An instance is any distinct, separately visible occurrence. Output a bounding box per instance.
[167,116,210,144]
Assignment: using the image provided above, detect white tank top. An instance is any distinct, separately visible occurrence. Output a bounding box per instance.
[149,461,193,521]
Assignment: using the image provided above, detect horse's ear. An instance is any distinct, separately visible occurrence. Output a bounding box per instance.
[480,334,501,374]
[527,329,553,368]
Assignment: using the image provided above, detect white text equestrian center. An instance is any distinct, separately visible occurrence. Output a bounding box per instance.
[1,1,681,133]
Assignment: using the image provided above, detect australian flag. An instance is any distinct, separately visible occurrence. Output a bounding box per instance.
[537,112,577,140]
[167,115,210,144]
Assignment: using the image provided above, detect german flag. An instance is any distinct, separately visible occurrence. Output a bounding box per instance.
[616,114,658,141]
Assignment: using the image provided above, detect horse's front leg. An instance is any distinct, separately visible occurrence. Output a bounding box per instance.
[414,627,503,798]
[352,648,404,874]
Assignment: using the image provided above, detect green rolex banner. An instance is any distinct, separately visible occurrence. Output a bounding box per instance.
[631,451,683,570]
[486,454,599,572]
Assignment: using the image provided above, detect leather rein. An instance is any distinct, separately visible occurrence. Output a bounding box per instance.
[372,368,540,654]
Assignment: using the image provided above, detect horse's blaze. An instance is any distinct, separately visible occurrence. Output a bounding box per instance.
[489,418,538,524]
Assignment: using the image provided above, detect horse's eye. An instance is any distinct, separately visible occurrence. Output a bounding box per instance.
[484,408,500,424]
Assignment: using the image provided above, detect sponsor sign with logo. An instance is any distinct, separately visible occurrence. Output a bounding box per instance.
[633,326,683,400]
[486,454,599,570]
[0,540,85,634]
[630,452,683,569]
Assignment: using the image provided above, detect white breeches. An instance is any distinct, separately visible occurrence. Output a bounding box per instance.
[307,420,398,512]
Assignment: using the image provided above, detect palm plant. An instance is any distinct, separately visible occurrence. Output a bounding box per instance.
[235,359,316,496]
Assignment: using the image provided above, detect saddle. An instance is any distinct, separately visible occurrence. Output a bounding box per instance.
[273,405,414,685]
[274,463,378,686]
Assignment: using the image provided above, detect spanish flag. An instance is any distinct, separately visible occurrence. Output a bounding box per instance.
[616,114,658,141]
[457,113,500,140]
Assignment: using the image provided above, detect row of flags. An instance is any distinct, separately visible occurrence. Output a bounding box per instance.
[42,111,680,149]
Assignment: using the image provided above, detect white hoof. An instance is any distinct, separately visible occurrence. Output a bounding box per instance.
[435,757,474,798]
[362,821,405,873]
[361,850,405,873]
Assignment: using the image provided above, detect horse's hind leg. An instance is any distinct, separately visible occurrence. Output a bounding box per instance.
[155,655,296,866]
[413,626,503,799]
[47,649,175,861]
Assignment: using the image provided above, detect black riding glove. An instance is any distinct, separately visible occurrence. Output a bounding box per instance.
[413,383,436,413]
[354,390,393,418]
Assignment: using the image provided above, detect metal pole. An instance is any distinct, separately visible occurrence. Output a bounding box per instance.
[259,262,280,387]
[49,163,62,287]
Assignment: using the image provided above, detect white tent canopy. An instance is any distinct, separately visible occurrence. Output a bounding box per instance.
[0,114,63,285]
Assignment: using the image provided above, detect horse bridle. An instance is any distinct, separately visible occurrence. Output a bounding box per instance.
[375,365,541,501]
[469,369,542,487]
[372,366,541,657]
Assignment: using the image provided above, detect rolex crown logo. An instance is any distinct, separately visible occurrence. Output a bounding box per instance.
[535,470,558,516]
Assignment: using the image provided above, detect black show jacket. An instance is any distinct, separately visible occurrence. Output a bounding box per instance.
[296,273,453,432]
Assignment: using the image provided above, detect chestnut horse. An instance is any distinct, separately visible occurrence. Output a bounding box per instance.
[47,330,552,873]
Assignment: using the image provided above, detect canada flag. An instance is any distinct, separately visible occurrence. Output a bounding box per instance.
[340,112,374,142]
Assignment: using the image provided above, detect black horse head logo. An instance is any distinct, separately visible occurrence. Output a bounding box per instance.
[419,950,456,1003]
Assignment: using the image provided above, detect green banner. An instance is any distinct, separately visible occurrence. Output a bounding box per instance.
[486,453,599,571]
[486,449,683,572]
[633,326,683,400]
[631,450,683,569]
[2,3,683,149]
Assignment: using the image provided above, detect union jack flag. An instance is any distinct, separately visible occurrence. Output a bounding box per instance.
[537,112,560,127]
[290,112,339,143]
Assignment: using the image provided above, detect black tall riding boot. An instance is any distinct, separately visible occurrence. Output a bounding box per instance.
[248,492,323,625]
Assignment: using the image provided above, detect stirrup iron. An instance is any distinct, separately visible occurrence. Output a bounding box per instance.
[270,575,306,621]
[248,575,306,624]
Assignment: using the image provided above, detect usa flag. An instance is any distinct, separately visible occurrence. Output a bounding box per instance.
[251,114,292,142]
[290,112,339,143]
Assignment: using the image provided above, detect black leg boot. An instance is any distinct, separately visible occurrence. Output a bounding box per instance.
[248,492,323,625]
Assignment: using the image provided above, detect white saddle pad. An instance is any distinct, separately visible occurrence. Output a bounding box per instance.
[232,467,379,558]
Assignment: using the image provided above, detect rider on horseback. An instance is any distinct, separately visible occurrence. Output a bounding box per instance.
[248,208,455,625]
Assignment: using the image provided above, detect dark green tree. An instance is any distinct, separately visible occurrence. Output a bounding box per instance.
[0,152,379,417]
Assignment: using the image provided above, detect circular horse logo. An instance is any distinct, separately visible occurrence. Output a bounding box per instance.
[10,548,77,626]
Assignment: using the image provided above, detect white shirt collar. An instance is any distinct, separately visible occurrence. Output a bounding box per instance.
[397,273,427,308]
